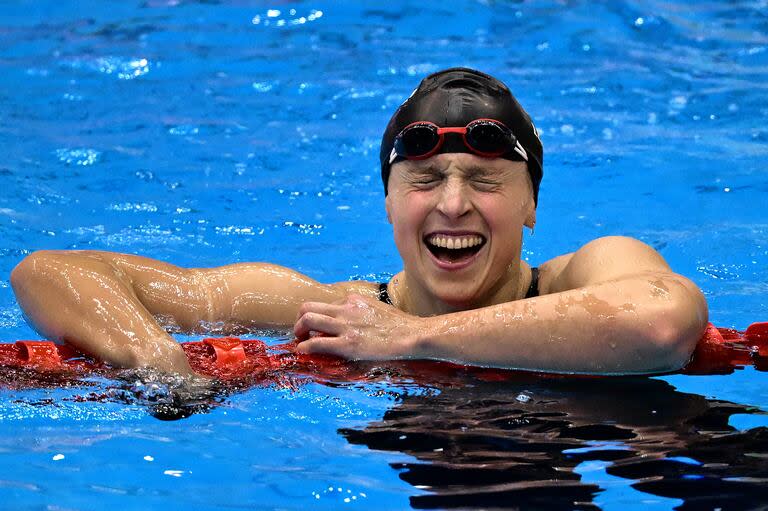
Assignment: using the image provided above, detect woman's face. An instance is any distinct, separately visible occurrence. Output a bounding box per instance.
[386,153,536,309]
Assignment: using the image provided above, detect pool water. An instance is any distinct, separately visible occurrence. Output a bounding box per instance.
[2,0,768,509]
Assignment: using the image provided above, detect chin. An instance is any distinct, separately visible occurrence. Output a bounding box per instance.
[431,285,483,311]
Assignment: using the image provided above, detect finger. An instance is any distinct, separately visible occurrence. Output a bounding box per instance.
[296,301,344,321]
[296,336,349,358]
[293,311,344,340]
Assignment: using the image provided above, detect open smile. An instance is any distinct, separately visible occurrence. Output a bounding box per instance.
[424,232,487,270]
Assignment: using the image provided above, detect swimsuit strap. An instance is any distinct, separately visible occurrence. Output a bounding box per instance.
[378,282,393,305]
[525,267,540,299]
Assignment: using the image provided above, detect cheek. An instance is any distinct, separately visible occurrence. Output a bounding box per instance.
[480,198,523,227]
[388,195,429,254]
[390,194,428,225]
[390,218,421,268]
[479,198,527,249]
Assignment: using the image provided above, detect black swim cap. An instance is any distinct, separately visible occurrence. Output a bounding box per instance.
[380,67,543,204]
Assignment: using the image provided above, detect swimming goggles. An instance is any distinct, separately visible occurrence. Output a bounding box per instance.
[389,119,528,165]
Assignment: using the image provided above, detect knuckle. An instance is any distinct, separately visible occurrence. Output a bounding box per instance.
[294,314,311,331]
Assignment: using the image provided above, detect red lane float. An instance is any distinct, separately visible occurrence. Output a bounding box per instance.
[682,322,768,374]
[0,337,285,379]
[1,323,768,383]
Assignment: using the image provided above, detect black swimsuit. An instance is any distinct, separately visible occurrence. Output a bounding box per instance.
[378,267,540,305]
[377,282,394,305]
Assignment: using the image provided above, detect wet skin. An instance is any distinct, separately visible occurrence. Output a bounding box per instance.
[11,154,708,375]
[295,155,707,373]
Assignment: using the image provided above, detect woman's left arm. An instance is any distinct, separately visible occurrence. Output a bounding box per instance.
[294,236,708,375]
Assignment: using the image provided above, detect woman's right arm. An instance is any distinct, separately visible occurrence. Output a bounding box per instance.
[10,250,372,374]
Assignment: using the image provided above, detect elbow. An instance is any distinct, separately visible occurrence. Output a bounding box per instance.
[11,250,96,311]
[11,250,58,294]
[11,250,79,292]
[647,319,700,372]
[645,294,708,372]
[10,251,70,337]
[11,252,34,291]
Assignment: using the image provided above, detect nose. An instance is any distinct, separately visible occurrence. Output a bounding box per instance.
[436,176,472,219]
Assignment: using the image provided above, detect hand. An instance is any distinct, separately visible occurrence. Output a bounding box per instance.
[293,294,424,360]
[116,368,221,420]
[134,338,197,377]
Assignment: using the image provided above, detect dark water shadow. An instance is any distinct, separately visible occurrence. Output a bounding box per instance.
[338,377,768,510]
[5,351,768,508]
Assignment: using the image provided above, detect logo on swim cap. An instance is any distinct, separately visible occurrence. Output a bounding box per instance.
[388,147,398,165]
[530,120,542,143]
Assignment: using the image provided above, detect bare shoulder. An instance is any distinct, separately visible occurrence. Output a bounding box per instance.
[539,236,673,294]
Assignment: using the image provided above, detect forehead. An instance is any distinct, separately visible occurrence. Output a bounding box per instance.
[395,153,528,176]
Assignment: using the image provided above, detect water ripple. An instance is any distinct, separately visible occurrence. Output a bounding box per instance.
[54,148,100,166]
[61,56,152,80]
[251,8,323,28]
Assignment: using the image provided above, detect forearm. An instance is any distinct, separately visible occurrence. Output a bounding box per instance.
[11,251,192,374]
[411,273,708,374]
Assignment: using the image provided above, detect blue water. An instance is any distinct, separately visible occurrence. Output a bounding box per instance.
[2,0,768,509]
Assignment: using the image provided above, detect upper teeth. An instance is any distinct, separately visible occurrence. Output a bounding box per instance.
[427,234,484,249]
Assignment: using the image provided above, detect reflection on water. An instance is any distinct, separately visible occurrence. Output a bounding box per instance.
[340,378,768,509]
[4,359,768,506]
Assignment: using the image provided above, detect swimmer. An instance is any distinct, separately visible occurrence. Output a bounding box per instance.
[9,68,708,376]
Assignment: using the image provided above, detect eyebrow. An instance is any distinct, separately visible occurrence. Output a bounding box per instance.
[405,163,442,175]
[403,161,510,178]
[464,165,496,177]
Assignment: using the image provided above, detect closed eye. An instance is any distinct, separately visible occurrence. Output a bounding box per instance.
[470,176,501,190]
[407,169,443,187]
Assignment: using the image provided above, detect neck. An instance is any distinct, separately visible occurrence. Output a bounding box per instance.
[391,261,531,317]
